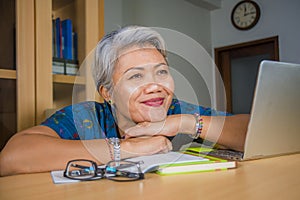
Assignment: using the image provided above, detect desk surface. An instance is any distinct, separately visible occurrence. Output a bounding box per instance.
[0,153,299,200]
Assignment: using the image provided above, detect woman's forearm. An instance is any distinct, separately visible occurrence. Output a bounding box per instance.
[0,129,108,176]
[0,126,172,176]
[201,114,250,151]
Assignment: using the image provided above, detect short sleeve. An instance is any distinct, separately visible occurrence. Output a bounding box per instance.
[41,105,79,139]
[167,99,232,116]
[40,101,110,140]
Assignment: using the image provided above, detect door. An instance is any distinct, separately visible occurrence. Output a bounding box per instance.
[214,36,279,114]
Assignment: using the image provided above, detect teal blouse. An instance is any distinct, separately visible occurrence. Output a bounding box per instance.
[41,99,230,140]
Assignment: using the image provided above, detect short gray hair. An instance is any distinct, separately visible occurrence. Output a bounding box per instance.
[92,26,167,94]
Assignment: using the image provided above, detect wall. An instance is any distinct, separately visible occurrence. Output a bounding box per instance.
[104,0,215,107]
[104,0,123,33]
[104,0,300,108]
[211,0,300,64]
[105,0,212,52]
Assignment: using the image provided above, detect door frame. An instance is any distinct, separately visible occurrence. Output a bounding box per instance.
[214,36,279,112]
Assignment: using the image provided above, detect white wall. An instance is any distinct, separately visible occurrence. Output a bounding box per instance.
[104,0,214,107]
[211,0,300,64]
[105,0,212,52]
[104,0,123,32]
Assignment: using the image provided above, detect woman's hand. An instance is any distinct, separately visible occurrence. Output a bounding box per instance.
[124,114,196,138]
[121,136,173,157]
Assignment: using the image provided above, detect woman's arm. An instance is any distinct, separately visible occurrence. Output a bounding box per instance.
[0,126,172,176]
[124,114,250,152]
[201,114,250,151]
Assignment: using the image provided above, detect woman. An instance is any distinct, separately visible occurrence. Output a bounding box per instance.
[0,26,249,176]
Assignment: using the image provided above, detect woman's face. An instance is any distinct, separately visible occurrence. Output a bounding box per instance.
[111,46,174,124]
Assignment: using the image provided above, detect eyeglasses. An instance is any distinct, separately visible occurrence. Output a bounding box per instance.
[64,159,144,182]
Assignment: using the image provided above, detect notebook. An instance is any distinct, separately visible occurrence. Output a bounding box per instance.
[205,60,300,161]
[51,152,209,184]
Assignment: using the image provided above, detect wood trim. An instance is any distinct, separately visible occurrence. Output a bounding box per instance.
[53,74,85,85]
[0,69,17,79]
[215,36,279,52]
[98,0,104,39]
[220,51,232,112]
[16,0,36,131]
[84,0,103,102]
[35,0,53,124]
[214,36,279,112]
[98,0,104,103]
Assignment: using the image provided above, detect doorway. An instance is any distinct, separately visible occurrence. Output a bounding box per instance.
[214,36,279,114]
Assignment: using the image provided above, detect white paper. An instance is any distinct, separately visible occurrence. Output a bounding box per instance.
[127,151,208,173]
[50,170,80,184]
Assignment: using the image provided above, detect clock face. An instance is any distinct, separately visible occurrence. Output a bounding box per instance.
[231,1,260,30]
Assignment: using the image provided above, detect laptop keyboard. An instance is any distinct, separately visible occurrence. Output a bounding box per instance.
[207,149,244,161]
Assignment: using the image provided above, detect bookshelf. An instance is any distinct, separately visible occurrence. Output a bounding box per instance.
[0,0,35,150]
[36,0,104,123]
[0,0,104,150]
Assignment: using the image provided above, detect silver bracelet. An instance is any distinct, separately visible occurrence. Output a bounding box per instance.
[108,137,121,162]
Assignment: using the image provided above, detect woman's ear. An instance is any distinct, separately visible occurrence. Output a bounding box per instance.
[99,85,111,102]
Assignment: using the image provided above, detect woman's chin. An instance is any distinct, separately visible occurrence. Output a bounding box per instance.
[142,108,167,122]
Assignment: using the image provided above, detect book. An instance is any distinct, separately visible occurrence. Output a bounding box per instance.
[65,59,79,75]
[155,150,236,175]
[52,58,65,74]
[52,19,56,58]
[126,151,209,173]
[72,32,78,60]
[52,58,79,75]
[50,151,236,184]
[61,19,73,60]
[54,17,62,58]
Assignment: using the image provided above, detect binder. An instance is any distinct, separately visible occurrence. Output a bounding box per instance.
[61,19,73,60]
[55,17,61,58]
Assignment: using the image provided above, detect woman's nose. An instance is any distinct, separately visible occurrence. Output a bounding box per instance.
[144,82,162,94]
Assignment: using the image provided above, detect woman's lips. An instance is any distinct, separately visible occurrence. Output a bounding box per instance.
[141,98,164,107]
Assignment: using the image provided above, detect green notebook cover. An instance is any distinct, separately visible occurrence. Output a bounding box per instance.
[156,147,237,175]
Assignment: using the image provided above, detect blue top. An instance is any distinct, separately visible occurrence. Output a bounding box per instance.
[41,99,230,140]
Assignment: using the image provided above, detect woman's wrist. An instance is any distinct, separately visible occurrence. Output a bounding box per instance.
[105,137,121,161]
[177,114,203,138]
[177,114,198,135]
[190,114,203,139]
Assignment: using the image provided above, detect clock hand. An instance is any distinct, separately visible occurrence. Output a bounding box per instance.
[244,11,256,16]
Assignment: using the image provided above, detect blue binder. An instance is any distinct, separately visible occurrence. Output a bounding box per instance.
[61,19,73,60]
[55,17,61,58]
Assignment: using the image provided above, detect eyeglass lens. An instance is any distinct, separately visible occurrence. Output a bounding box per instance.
[65,160,103,180]
[105,160,144,181]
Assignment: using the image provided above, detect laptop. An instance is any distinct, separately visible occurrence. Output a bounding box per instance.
[188,60,300,161]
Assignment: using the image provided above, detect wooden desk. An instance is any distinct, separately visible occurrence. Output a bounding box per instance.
[0,154,299,200]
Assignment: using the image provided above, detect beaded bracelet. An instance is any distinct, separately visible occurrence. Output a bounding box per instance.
[190,113,203,139]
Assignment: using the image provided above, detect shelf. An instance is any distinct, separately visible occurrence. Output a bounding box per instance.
[52,74,85,85]
[0,69,17,79]
[52,0,74,10]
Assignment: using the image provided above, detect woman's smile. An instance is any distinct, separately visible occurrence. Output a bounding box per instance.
[141,97,165,107]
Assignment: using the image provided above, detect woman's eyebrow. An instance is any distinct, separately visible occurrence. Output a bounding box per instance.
[123,62,167,74]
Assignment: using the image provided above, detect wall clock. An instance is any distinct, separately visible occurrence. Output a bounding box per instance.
[231,0,261,30]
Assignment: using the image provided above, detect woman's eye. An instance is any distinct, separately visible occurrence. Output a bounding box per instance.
[157,69,169,75]
[128,73,143,80]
